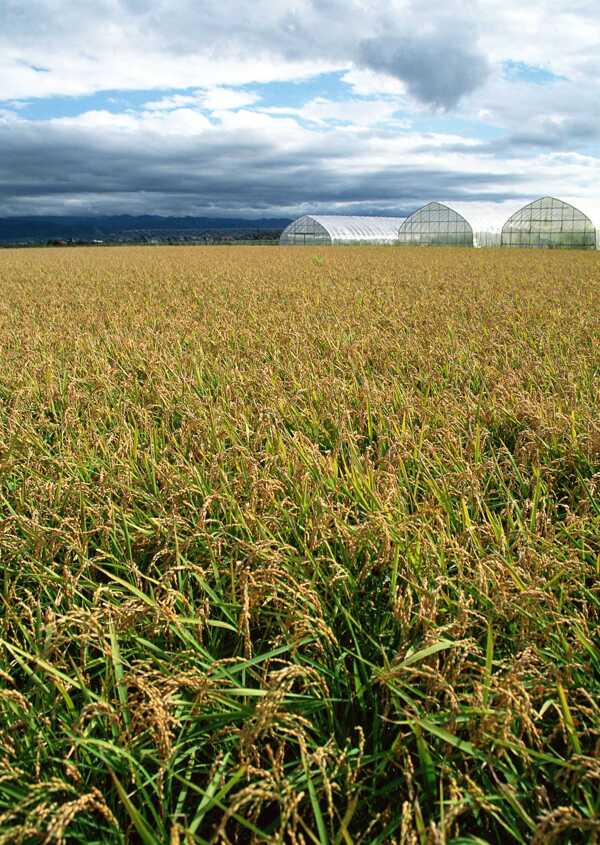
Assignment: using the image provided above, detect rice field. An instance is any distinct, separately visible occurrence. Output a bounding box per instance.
[0,244,598,844]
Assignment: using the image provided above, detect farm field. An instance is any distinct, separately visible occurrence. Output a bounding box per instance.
[0,244,599,844]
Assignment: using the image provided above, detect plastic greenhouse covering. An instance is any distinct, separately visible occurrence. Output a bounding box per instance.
[397,202,473,246]
[279,215,406,245]
[501,197,596,249]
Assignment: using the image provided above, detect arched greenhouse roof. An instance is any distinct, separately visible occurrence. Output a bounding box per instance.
[501,197,596,250]
[280,215,406,245]
[398,202,473,246]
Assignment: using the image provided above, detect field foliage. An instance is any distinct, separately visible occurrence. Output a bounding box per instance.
[0,245,599,844]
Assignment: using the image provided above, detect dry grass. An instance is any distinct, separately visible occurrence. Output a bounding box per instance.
[0,244,598,844]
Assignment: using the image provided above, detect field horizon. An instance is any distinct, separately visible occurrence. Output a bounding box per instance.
[0,245,598,844]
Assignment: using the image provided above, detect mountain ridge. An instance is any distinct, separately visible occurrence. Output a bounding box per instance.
[0,215,293,243]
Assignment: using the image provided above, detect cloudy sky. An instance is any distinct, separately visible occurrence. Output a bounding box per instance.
[2,0,600,225]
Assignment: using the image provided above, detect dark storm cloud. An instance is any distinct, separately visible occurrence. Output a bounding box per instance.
[358,33,490,109]
[0,117,522,217]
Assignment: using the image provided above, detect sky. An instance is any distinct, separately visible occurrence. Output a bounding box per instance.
[2,0,600,226]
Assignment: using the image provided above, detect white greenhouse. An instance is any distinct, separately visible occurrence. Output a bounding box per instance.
[279,215,406,245]
[397,202,474,246]
[501,197,597,250]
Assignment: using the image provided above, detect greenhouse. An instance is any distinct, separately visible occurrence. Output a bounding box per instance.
[501,197,596,249]
[397,202,473,246]
[279,215,406,245]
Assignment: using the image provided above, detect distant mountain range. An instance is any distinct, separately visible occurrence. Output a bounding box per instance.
[0,215,293,244]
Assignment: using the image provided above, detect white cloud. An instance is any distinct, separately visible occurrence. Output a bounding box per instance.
[145,87,260,112]
[144,93,201,111]
[260,96,409,128]
[2,1,599,136]
[50,107,212,135]
[0,2,483,105]
[202,87,260,111]
[341,68,407,98]
[0,108,21,124]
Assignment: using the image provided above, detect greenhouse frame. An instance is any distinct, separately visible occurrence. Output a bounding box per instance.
[501,197,597,250]
[279,215,406,245]
[397,202,474,246]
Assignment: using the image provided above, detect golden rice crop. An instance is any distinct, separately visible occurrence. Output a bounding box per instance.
[0,244,598,844]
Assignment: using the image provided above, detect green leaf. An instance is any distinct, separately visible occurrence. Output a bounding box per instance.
[110,769,160,845]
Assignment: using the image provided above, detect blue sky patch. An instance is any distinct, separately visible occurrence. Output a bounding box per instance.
[503,60,566,85]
